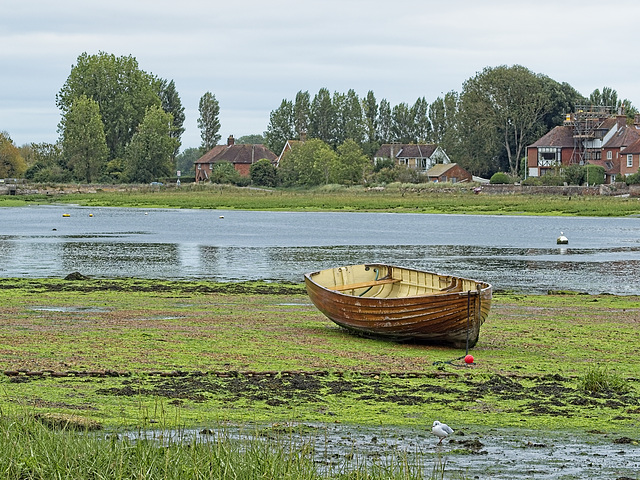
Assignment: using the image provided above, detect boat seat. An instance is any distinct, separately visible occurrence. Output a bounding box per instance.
[332,278,400,291]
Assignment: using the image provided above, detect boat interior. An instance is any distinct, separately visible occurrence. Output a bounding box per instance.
[310,264,482,298]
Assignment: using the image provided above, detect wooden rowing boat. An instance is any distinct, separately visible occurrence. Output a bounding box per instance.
[304,264,492,348]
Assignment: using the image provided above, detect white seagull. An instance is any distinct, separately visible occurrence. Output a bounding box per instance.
[431,420,454,444]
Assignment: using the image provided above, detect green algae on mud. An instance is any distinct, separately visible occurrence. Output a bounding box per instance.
[0,278,638,435]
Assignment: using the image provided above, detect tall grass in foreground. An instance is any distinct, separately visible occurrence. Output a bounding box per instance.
[579,365,630,394]
[0,415,462,480]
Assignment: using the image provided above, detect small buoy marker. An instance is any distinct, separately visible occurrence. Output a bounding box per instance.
[62,213,70,217]
[557,231,568,245]
[89,213,93,217]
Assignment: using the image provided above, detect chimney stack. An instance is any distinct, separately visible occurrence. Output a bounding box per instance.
[227,135,235,146]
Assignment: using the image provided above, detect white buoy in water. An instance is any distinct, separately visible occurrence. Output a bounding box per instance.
[557,231,568,245]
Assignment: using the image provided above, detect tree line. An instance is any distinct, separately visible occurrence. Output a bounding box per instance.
[1,53,637,185]
[6,52,223,184]
[264,66,637,179]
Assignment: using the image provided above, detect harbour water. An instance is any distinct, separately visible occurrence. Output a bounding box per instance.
[1,205,639,294]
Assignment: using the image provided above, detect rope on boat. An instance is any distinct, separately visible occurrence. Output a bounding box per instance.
[433,289,476,367]
[358,268,379,297]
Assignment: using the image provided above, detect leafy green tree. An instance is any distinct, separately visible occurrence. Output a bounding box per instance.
[310,88,335,145]
[589,86,637,121]
[159,79,185,157]
[124,105,179,183]
[377,99,392,144]
[0,131,27,178]
[56,52,161,160]
[391,102,414,143]
[412,97,431,142]
[197,92,221,153]
[278,138,336,186]
[23,142,70,183]
[361,91,380,156]
[540,78,585,130]
[265,99,294,155]
[59,95,109,183]
[210,161,240,184]
[563,164,585,185]
[293,90,311,138]
[585,164,605,185]
[332,139,371,185]
[459,65,551,176]
[429,91,460,156]
[343,89,365,145]
[236,134,265,144]
[250,158,277,187]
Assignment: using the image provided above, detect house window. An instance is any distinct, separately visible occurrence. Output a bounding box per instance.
[197,164,201,170]
[209,163,213,169]
[605,161,613,170]
[537,147,560,166]
[607,150,612,160]
[628,155,634,168]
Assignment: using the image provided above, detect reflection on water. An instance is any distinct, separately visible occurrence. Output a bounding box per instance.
[1,205,640,295]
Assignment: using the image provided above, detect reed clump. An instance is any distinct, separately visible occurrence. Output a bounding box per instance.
[579,365,630,394]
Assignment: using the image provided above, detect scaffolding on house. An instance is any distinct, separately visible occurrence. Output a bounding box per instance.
[563,105,613,165]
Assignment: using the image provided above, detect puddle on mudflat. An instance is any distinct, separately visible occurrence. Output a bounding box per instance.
[126,423,640,479]
[29,306,111,313]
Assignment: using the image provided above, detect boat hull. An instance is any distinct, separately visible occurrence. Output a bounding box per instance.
[304,264,492,348]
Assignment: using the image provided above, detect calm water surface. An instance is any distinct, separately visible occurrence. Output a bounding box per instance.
[1,205,639,294]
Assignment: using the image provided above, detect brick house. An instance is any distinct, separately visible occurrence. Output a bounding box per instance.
[426,163,472,183]
[373,143,452,172]
[618,137,640,177]
[526,106,640,184]
[194,135,277,182]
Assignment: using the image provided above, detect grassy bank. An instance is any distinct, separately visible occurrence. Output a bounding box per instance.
[0,278,638,436]
[2,183,640,216]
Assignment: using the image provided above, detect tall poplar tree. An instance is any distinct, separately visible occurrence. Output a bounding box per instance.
[159,79,185,157]
[60,95,108,183]
[197,92,221,153]
[309,88,335,145]
[265,99,294,155]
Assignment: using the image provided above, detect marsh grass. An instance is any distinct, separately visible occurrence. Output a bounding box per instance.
[0,414,456,480]
[579,365,630,394]
[3,184,640,216]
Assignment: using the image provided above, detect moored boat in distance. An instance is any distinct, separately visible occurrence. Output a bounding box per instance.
[304,264,492,348]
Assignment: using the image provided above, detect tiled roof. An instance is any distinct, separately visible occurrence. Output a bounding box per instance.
[426,163,457,176]
[194,145,226,163]
[621,137,640,155]
[195,144,277,165]
[529,126,575,148]
[604,125,640,149]
[374,143,438,159]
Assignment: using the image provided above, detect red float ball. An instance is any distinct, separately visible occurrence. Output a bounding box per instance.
[464,354,474,364]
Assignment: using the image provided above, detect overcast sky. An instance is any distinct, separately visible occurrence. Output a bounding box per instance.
[4,0,640,151]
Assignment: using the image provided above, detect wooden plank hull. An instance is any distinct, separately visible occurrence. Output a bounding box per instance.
[304,264,492,348]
